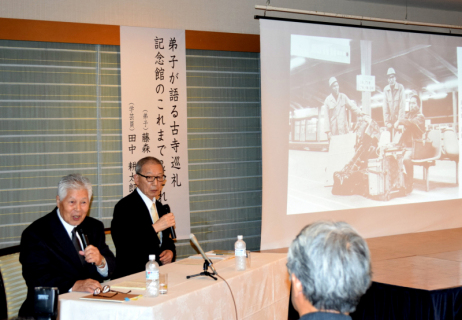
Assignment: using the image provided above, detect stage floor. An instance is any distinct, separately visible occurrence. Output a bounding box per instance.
[368,227,462,290]
[265,227,462,291]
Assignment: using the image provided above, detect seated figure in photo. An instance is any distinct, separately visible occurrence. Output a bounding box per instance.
[398,94,425,193]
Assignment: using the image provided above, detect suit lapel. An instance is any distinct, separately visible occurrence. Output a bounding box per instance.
[48,209,85,269]
[132,190,155,224]
[129,190,164,248]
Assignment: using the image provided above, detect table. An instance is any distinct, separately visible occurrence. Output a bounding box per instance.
[59,253,290,320]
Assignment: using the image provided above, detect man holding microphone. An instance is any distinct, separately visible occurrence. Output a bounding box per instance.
[111,156,176,279]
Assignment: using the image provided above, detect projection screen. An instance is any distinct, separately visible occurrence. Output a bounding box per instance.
[260,18,462,250]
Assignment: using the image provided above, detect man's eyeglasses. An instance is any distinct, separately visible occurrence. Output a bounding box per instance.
[93,285,131,297]
[137,173,166,183]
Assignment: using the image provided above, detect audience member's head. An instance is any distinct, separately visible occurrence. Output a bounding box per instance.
[287,221,371,316]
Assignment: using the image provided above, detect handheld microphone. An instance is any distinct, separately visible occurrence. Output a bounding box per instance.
[190,233,217,275]
[163,204,177,239]
[77,228,90,249]
[77,228,94,265]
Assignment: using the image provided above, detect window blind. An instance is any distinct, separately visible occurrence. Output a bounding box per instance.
[0,41,262,258]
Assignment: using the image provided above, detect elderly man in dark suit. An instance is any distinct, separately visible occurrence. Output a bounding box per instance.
[111,156,176,279]
[19,174,115,317]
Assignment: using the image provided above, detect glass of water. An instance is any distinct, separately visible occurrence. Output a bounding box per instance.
[159,273,168,294]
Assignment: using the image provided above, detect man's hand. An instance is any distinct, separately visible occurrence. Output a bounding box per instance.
[386,123,392,129]
[72,279,101,293]
[394,120,400,129]
[153,212,175,233]
[79,245,103,266]
[159,250,174,265]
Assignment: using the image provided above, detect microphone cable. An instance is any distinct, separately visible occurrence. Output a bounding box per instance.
[216,273,238,320]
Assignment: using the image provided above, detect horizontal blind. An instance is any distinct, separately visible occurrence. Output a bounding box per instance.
[0,40,122,249]
[175,50,262,259]
[0,42,262,257]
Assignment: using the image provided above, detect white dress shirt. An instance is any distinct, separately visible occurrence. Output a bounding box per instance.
[56,209,108,278]
[136,188,163,245]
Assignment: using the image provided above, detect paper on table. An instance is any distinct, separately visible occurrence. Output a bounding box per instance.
[80,292,140,303]
[187,254,227,260]
[187,253,234,262]
[111,281,146,290]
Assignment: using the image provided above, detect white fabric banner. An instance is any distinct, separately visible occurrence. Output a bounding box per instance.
[120,26,190,239]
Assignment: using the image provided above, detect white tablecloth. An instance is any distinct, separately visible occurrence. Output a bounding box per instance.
[59,252,290,320]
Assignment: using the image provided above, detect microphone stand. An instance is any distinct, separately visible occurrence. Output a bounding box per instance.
[186,261,217,281]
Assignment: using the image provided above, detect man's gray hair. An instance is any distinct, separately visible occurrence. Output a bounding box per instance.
[287,221,371,314]
[135,157,163,174]
[57,174,92,200]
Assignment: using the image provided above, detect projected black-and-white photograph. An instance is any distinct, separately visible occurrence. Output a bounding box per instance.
[288,26,461,215]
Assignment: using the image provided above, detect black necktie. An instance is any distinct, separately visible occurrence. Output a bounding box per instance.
[71,228,85,265]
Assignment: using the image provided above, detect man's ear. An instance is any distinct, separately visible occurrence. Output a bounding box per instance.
[56,195,60,207]
[291,273,304,297]
[291,273,317,315]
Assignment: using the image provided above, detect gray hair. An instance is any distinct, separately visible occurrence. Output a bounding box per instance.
[135,156,163,174]
[57,174,93,200]
[287,221,371,314]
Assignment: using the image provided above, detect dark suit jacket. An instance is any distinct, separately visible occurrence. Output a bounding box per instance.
[18,208,115,317]
[111,190,176,279]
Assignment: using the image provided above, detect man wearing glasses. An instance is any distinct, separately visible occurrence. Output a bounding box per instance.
[111,156,176,279]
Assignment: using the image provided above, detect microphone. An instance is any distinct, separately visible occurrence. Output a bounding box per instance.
[190,233,217,275]
[163,204,177,239]
[77,228,90,249]
[77,228,93,265]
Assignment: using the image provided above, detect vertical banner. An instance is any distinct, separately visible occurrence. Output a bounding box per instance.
[120,26,190,239]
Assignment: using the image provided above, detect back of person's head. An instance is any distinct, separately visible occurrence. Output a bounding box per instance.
[287,221,371,314]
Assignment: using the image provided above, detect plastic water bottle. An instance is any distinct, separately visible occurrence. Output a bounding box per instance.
[235,235,246,271]
[146,254,159,297]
